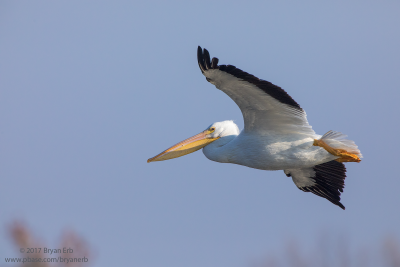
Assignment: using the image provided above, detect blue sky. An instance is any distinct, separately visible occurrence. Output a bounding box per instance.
[1,1,400,266]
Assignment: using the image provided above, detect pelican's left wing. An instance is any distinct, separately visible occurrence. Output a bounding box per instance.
[197,46,315,136]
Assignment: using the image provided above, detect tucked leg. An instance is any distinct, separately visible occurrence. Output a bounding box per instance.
[313,139,361,163]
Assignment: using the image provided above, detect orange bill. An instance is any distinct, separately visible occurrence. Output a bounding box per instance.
[147,130,219,163]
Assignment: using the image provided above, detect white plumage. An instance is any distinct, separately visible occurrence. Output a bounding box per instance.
[148,47,362,209]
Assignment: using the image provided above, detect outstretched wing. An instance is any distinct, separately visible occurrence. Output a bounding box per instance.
[197,46,315,136]
[284,160,347,209]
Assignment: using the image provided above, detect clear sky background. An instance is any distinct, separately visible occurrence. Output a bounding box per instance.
[1,1,400,266]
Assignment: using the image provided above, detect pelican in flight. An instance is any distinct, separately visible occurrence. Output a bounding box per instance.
[148,46,362,209]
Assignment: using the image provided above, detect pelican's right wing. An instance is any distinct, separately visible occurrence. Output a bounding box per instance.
[284,160,347,209]
[197,46,315,136]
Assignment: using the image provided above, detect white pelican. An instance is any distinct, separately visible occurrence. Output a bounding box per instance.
[148,46,362,209]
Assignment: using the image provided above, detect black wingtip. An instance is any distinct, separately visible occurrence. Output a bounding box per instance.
[313,160,347,210]
[197,46,206,73]
[292,160,347,210]
[211,57,219,69]
[203,48,211,70]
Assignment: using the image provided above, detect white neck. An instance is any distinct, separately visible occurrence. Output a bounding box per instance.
[202,134,238,163]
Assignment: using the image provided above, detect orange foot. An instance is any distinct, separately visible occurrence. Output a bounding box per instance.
[313,139,361,163]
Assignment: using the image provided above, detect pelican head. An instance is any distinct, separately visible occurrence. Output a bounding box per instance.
[147,120,239,163]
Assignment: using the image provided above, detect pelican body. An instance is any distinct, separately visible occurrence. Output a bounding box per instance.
[148,47,362,209]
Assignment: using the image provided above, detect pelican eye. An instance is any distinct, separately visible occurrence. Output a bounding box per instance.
[210,127,216,132]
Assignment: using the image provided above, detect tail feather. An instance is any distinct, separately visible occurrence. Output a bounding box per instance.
[320,131,362,158]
